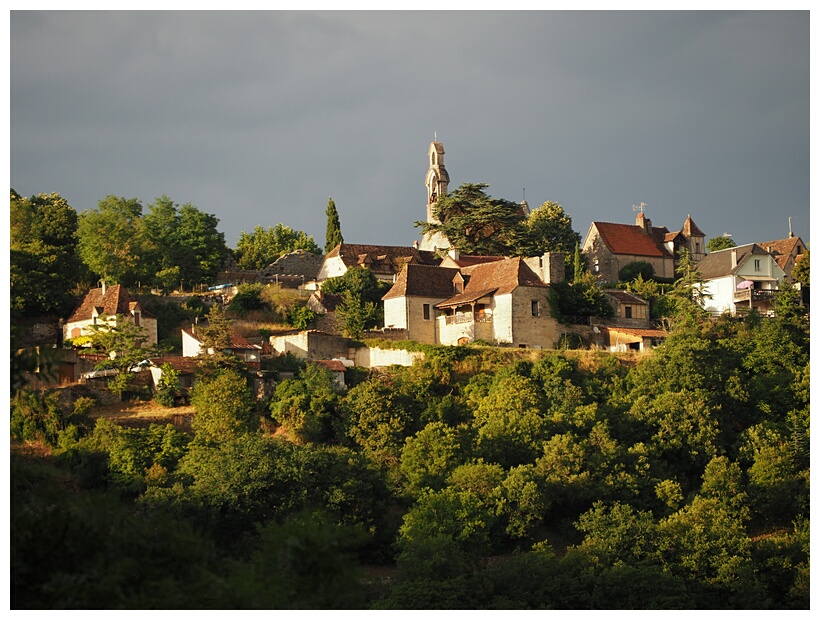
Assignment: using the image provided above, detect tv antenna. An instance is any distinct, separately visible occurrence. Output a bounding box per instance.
[632,202,647,214]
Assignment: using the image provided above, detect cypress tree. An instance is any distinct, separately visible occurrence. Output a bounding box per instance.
[325,197,343,253]
[573,242,584,282]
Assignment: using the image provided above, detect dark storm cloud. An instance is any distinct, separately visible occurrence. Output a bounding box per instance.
[10,11,809,250]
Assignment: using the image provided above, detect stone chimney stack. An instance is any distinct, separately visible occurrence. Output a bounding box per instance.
[636,213,652,235]
[100,279,107,295]
[731,249,738,269]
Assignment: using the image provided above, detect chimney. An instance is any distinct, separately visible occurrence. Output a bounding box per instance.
[636,213,652,235]
[413,239,419,249]
[100,279,107,295]
[448,247,460,261]
[731,249,738,268]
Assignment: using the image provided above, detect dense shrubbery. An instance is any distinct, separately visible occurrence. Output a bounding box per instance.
[11,307,810,609]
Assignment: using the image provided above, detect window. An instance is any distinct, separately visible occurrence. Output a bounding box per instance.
[754,259,761,271]
[531,300,540,317]
[695,242,701,254]
[624,306,632,319]
[593,259,599,274]
[423,304,431,320]
[133,311,140,327]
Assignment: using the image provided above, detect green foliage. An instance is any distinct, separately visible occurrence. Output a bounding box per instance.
[400,422,464,495]
[83,313,159,396]
[10,189,87,316]
[228,511,367,609]
[77,195,228,288]
[790,246,809,286]
[154,363,180,407]
[227,283,266,316]
[235,223,320,270]
[190,368,258,442]
[523,201,582,256]
[325,196,344,253]
[322,267,390,336]
[552,272,615,319]
[286,304,317,329]
[415,182,528,256]
[11,389,70,447]
[343,378,419,464]
[270,363,338,442]
[618,260,655,282]
[707,236,737,252]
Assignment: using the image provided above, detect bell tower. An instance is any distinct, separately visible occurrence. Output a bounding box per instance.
[420,140,451,252]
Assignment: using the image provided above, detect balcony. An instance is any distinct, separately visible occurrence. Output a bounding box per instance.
[442,312,492,325]
[734,289,777,303]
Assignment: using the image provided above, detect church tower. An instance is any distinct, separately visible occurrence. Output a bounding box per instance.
[420,141,451,252]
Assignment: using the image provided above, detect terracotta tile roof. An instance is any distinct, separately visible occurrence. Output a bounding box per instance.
[604,290,648,305]
[313,359,347,373]
[182,327,262,350]
[261,250,325,279]
[592,222,670,258]
[606,327,669,338]
[382,265,460,300]
[436,287,499,308]
[326,243,439,274]
[452,255,505,268]
[67,285,155,323]
[696,244,771,279]
[757,236,805,272]
[436,257,545,308]
[149,355,199,374]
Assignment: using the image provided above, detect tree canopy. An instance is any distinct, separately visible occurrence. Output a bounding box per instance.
[325,196,343,253]
[235,223,320,270]
[76,194,228,290]
[707,236,738,252]
[416,183,528,256]
[522,201,582,256]
[10,189,88,316]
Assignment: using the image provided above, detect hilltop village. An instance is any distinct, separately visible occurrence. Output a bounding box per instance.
[10,142,810,610]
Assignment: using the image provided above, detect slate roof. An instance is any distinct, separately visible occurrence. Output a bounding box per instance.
[696,244,771,280]
[437,257,545,308]
[261,249,325,279]
[681,215,705,237]
[67,285,155,323]
[382,264,461,301]
[591,222,671,258]
[758,236,805,272]
[603,290,648,305]
[326,243,439,274]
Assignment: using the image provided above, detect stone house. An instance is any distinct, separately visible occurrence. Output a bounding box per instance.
[696,244,786,316]
[314,243,439,285]
[582,212,706,282]
[259,249,325,288]
[64,283,158,347]
[757,235,807,283]
[602,290,651,329]
[181,326,263,366]
[383,257,561,348]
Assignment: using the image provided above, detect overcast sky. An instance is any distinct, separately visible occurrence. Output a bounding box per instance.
[9,10,810,252]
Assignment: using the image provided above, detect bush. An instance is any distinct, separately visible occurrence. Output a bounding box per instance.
[619,261,654,282]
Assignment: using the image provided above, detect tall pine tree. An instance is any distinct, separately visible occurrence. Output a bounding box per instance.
[325,197,343,253]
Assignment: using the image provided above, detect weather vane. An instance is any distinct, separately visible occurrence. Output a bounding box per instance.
[632,202,648,214]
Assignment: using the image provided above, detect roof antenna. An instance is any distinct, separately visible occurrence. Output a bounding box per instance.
[522,188,526,202]
[789,216,794,238]
[434,130,437,142]
[632,202,647,214]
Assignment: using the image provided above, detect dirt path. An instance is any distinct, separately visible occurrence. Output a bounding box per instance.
[89,401,195,427]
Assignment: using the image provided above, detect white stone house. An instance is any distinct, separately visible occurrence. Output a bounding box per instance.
[696,244,786,316]
[64,283,158,346]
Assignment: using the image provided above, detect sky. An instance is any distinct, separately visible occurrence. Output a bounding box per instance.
[9,10,811,252]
